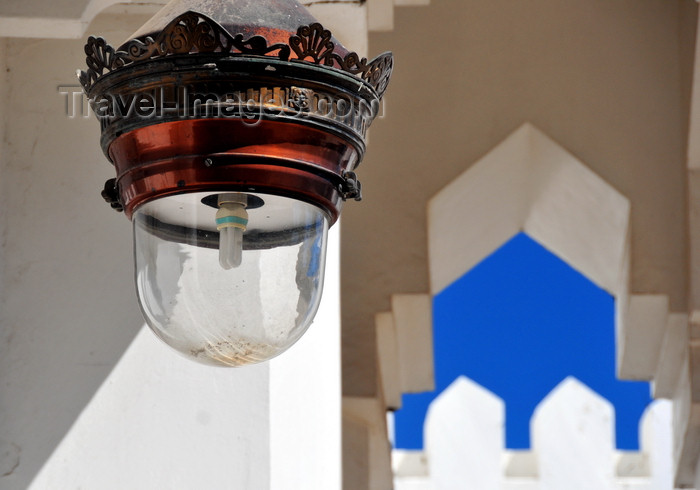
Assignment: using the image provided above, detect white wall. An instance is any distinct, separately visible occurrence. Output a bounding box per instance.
[0,15,146,488]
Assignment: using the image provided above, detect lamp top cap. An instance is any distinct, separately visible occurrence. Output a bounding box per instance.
[129,0,347,51]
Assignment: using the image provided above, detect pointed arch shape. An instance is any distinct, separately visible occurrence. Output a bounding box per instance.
[427,123,670,384]
[429,123,629,296]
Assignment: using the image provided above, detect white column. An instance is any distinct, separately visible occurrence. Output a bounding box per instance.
[269,225,342,490]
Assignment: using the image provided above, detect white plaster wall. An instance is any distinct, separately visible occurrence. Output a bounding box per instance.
[306,2,368,58]
[0,36,7,319]
[0,15,147,488]
[27,329,273,489]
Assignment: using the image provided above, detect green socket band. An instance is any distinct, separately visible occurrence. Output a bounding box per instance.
[216,216,249,226]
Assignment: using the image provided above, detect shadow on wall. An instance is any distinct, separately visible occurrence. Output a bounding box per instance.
[0,12,155,489]
[394,233,651,450]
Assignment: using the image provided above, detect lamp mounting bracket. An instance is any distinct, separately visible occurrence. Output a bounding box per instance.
[340,171,362,201]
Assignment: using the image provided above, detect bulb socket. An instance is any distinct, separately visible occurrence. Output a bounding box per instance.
[216,200,249,231]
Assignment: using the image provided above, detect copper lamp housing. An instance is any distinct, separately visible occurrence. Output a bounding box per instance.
[79,0,392,222]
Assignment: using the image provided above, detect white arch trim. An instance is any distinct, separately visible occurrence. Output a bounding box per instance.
[427,123,679,387]
[428,122,630,297]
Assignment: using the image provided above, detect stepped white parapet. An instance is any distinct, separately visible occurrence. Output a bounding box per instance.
[394,376,674,490]
[533,377,615,490]
[425,377,504,490]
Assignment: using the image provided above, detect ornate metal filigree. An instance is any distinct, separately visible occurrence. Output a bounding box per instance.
[362,53,393,99]
[289,87,312,111]
[79,11,392,97]
[117,12,291,64]
[289,23,336,65]
[288,24,394,98]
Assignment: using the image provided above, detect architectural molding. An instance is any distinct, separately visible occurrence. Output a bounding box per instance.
[425,124,677,386]
[425,121,689,485]
[375,293,433,410]
[427,123,630,297]
[343,396,393,490]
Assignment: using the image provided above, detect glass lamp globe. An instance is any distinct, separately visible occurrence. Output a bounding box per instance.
[133,191,328,367]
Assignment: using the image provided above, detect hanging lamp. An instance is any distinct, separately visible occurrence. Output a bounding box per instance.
[78,0,392,367]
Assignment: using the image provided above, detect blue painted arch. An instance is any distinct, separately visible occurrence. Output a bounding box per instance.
[393,233,651,450]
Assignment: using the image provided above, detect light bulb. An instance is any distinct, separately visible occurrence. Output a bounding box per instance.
[216,193,248,269]
[218,226,243,269]
[133,191,328,367]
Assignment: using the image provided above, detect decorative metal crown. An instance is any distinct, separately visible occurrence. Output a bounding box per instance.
[78,11,393,98]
